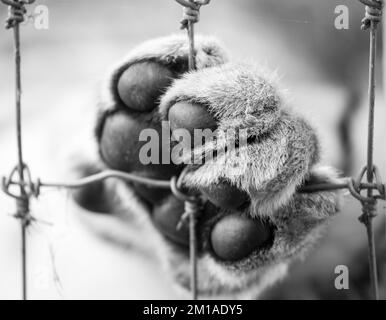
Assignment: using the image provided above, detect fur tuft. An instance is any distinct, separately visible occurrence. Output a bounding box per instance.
[160,63,282,137]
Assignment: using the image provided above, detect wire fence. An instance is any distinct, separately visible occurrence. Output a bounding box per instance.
[0,0,385,300]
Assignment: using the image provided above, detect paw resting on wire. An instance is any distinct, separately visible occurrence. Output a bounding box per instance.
[158,62,340,297]
[72,35,340,299]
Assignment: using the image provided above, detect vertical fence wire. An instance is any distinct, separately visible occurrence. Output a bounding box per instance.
[187,21,196,70]
[364,21,379,300]
[12,9,28,302]
[359,0,384,300]
[186,16,198,303]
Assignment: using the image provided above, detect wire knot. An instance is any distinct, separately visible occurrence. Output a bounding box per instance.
[171,167,202,230]
[347,165,385,202]
[176,200,202,230]
[14,198,33,226]
[359,0,383,30]
[1,0,35,29]
[348,165,384,226]
[1,163,39,226]
[359,201,377,224]
[175,0,210,29]
[2,163,39,200]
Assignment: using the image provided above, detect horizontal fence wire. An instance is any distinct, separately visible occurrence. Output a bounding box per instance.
[3,170,386,196]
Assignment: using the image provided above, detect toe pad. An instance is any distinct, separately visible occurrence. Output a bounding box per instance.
[117,62,175,112]
[211,214,273,261]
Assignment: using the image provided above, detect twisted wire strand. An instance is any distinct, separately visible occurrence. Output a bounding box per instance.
[175,0,210,29]
[360,0,383,30]
[175,0,210,70]
[1,0,35,29]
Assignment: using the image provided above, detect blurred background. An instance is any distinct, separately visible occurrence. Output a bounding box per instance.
[0,0,385,299]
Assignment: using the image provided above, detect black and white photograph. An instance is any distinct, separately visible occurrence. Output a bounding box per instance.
[0,0,385,304]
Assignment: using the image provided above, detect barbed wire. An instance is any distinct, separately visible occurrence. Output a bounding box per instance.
[175,0,210,69]
[0,0,37,300]
[171,166,202,300]
[357,0,383,300]
[0,0,385,300]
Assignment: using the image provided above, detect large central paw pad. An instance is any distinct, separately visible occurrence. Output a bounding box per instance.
[89,35,339,298]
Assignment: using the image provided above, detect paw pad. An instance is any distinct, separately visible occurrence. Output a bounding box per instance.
[117,62,175,112]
